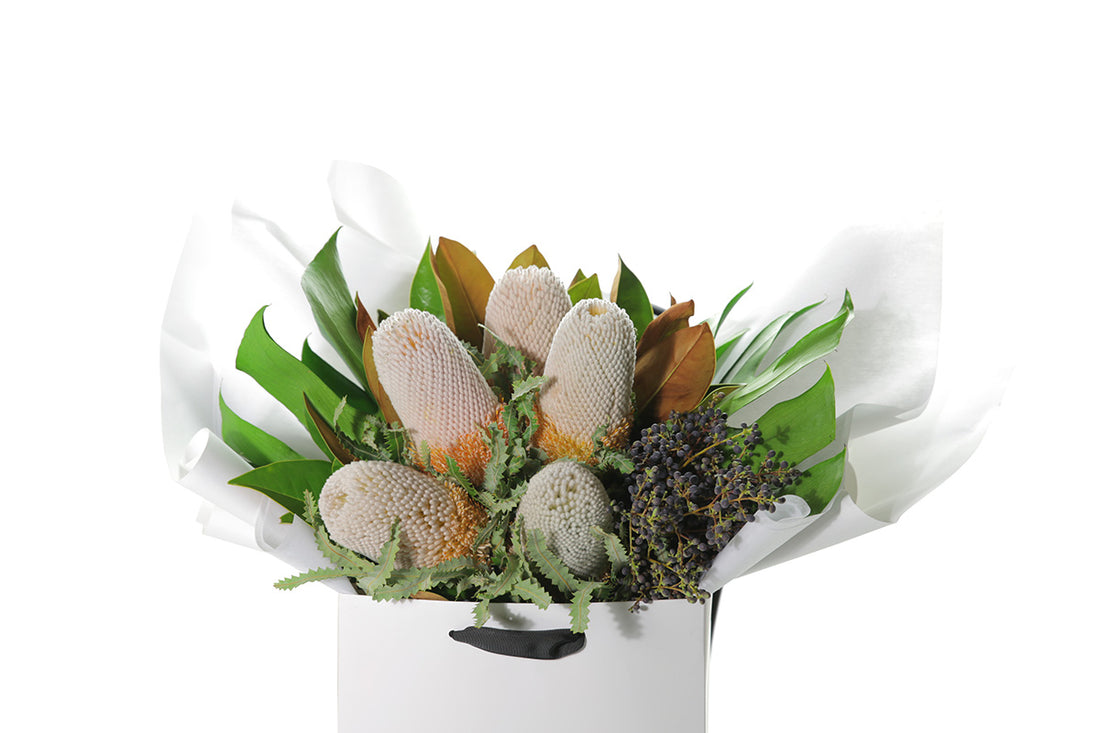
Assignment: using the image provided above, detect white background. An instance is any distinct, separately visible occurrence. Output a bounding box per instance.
[2,2,1097,731]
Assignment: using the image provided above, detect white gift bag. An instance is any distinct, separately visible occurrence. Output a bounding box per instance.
[337,597,711,732]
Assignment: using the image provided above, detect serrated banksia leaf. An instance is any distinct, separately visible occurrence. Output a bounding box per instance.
[319,460,487,569]
[372,308,500,483]
[482,265,572,374]
[536,298,636,463]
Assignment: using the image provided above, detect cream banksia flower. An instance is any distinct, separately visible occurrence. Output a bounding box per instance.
[482,265,572,373]
[372,308,500,484]
[319,461,486,568]
[518,460,613,579]
[536,298,636,463]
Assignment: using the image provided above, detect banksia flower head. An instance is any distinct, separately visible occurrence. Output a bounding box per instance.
[372,308,500,484]
[536,298,636,463]
[482,265,572,374]
[518,460,614,579]
[319,461,487,568]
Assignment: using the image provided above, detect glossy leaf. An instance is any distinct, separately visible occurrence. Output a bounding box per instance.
[361,326,401,425]
[719,291,854,414]
[789,448,847,514]
[569,269,587,288]
[355,293,376,341]
[304,394,357,465]
[409,243,449,323]
[753,367,836,467]
[568,273,602,304]
[434,237,495,347]
[712,328,750,383]
[721,299,823,384]
[610,256,653,340]
[634,322,716,423]
[227,459,335,519]
[508,244,550,270]
[301,339,377,416]
[708,283,752,337]
[636,299,695,357]
[218,393,303,467]
[235,307,366,460]
[300,229,368,387]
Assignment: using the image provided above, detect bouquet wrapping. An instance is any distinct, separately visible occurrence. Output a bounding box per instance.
[160,162,1001,730]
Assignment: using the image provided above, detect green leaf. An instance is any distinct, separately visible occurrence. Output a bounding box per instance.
[510,374,547,400]
[473,598,492,627]
[719,291,854,414]
[235,306,366,460]
[300,229,369,387]
[708,283,752,336]
[409,243,448,322]
[275,566,356,590]
[713,329,750,382]
[610,256,653,340]
[526,528,580,594]
[721,300,823,384]
[752,367,837,467]
[569,581,602,633]
[568,273,602,304]
[227,459,335,519]
[510,577,553,609]
[373,568,437,600]
[301,339,377,416]
[590,526,629,577]
[359,523,401,593]
[508,244,550,270]
[218,393,303,467]
[789,447,847,514]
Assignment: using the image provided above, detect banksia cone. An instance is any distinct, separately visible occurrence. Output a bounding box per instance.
[319,460,486,568]
[518,460,614,579]
[482,265,572,374]
[536,298,636,463]
[372,309,500,484]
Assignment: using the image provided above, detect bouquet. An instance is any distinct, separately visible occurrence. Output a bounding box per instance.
[161,162,993,730]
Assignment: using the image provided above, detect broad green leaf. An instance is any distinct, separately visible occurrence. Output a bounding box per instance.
[721,300,823,384]
[719,291,854,414]
[434,237,495,347]
[568,273,602,304]
[508,244,550,270]
[752,367,836,467]
[409,243,448,322]
[788,448,847,514]
[304,395,357,465]
[301,339,377,416]
[713,328,750,383]
[610,256,653,340]
[300,229,369,387]
[707,283,753,336]
[235,307,367,459]
[218,393,303,467]
[228,459,334,519]
[569,269,587,288]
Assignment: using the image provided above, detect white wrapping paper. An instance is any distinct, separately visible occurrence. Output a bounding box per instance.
[160,161,1004,598]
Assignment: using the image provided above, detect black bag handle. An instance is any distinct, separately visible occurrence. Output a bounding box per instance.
[449,626,586,659]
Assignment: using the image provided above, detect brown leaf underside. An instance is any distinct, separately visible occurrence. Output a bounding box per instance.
[433,237,495,348]
[634,321,716,424]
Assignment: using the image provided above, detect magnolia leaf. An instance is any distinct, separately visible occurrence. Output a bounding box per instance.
[721,300,823,384]
[434,237,495,347]
[610,256,653,340]
[361,326,400,424]
[569,269,586,288]
[411,591,449,601]
[636,299,695,357]
[634,322,716,423]
[789,447,847,514]
[752,367,836,467]
[720,291,854,413]
[301,229,368,387]
[304,394,357,465]
[354,293,376,341]
[219,393,302,467]
[568,273,602,304]
[409,243,449,323]
[508,244,550,270]
[227,459,335,519]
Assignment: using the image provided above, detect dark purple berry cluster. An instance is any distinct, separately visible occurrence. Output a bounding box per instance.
[613,398,801,605]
